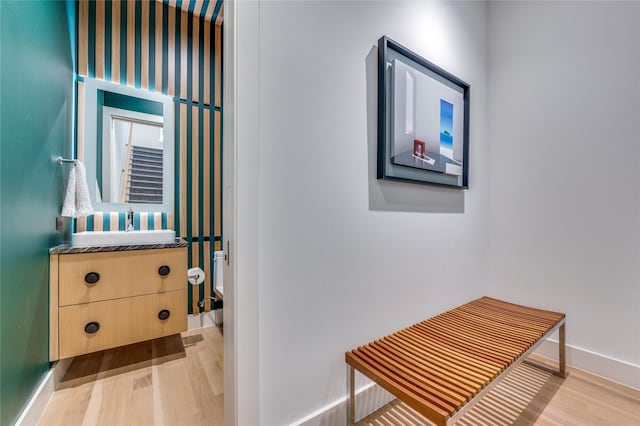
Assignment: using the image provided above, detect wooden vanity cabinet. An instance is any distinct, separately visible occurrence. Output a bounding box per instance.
[50,247,187,360]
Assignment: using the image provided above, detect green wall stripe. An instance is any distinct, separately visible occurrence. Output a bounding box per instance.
[103,90,163,115]
[134,0,142,88]
[213,0,223,23]
[199,230,204,312]
[201,0,211,18]
[187,236,192,314]
[105,1,112,81]
[174,3,181,97]
[220,22,224,245]
[88,0,96,77]
[96,90,103,192]
[198,15,205,105]
[118,212,126,230]
[119,0,127,85]
[214,20,216,109]
[87,215,94,231]
[149,1,155,91]
[198,109,204,242]
[162,3,169,94]
[174,101,180,236]
[148,213,155,229]
[162,212,168,229]
[187,6,193,101]
[103,212,111,231]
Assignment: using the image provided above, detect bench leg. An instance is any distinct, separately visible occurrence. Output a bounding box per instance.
[558,322,567,377]
[524,322,567,378]
[347,365,355,425]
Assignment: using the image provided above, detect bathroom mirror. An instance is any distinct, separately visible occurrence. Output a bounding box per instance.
[84,78,174,213]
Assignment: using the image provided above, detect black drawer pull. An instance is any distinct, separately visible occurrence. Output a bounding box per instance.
[84,272,100,284]
[84,322,100,334]
[158,265,171,276]
[158,309,171,320]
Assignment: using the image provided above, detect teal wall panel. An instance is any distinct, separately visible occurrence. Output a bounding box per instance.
[0,1,75,424]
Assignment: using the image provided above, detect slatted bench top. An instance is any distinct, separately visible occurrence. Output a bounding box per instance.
[345,296,565,426]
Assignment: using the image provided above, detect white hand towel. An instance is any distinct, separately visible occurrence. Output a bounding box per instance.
[61,161,94,217]
[75,161,93,216]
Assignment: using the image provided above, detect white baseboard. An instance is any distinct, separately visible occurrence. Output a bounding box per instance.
[289,382,394,426]
[15,358,72,426]
[533,339,640,391]
[188,311,222,330]
[289,341,640,426]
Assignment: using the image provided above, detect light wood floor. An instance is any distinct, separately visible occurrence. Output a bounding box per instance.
[357,358,640,426]
[38,326,224,426]
[38,334,639,426]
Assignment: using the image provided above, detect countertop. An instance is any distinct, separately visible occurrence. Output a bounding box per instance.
[49,238,189,254]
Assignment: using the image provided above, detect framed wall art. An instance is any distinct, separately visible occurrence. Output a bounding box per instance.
[377,36,470,188]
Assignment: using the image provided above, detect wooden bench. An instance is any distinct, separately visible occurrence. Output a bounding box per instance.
[345,297,566,425]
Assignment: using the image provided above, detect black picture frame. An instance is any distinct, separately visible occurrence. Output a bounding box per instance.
[377,36,470,188]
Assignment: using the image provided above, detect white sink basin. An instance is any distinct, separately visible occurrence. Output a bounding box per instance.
[72,230,176,247]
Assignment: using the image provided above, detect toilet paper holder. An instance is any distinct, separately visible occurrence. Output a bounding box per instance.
[187,267,223,311]
[187,267,205,285]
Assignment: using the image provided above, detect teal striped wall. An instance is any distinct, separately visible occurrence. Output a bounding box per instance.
[76,0,223,314]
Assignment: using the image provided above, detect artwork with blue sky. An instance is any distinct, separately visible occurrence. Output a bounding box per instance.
[440,99,453,150]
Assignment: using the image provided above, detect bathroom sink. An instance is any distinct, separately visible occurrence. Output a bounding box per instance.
[72,230,176,247]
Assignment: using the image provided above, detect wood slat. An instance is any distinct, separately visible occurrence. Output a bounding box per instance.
[356,348,458,413]
[141,0,150,89]
[192,106,199,237]
[375,339,478,396]
[111,0,121,83]
[214,24,221,107]
[78,0,88,76]
[345,297,565,425]
[180,10,187,99]
[167,6,176,96]
[179,104,187,237]
[95,1,105,79]
[361,345,467,406]
[391,331,499,379]
[77,81,85,161]
[203,109,211,237]
[203,20,211,105]
[214,111,221,236]
[126,0,135,86]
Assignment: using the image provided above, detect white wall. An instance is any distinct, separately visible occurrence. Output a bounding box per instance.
[252,1,490,424]
[489,0,640,371]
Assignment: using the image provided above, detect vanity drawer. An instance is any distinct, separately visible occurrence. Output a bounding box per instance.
[58,248,187,306]
[58,289,187,359]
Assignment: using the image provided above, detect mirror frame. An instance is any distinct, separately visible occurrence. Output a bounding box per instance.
[84,78,175,214]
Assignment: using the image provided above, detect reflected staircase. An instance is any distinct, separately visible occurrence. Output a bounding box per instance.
[126,146,163,203]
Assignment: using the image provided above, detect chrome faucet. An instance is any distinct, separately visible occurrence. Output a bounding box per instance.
[126,207,134,231]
